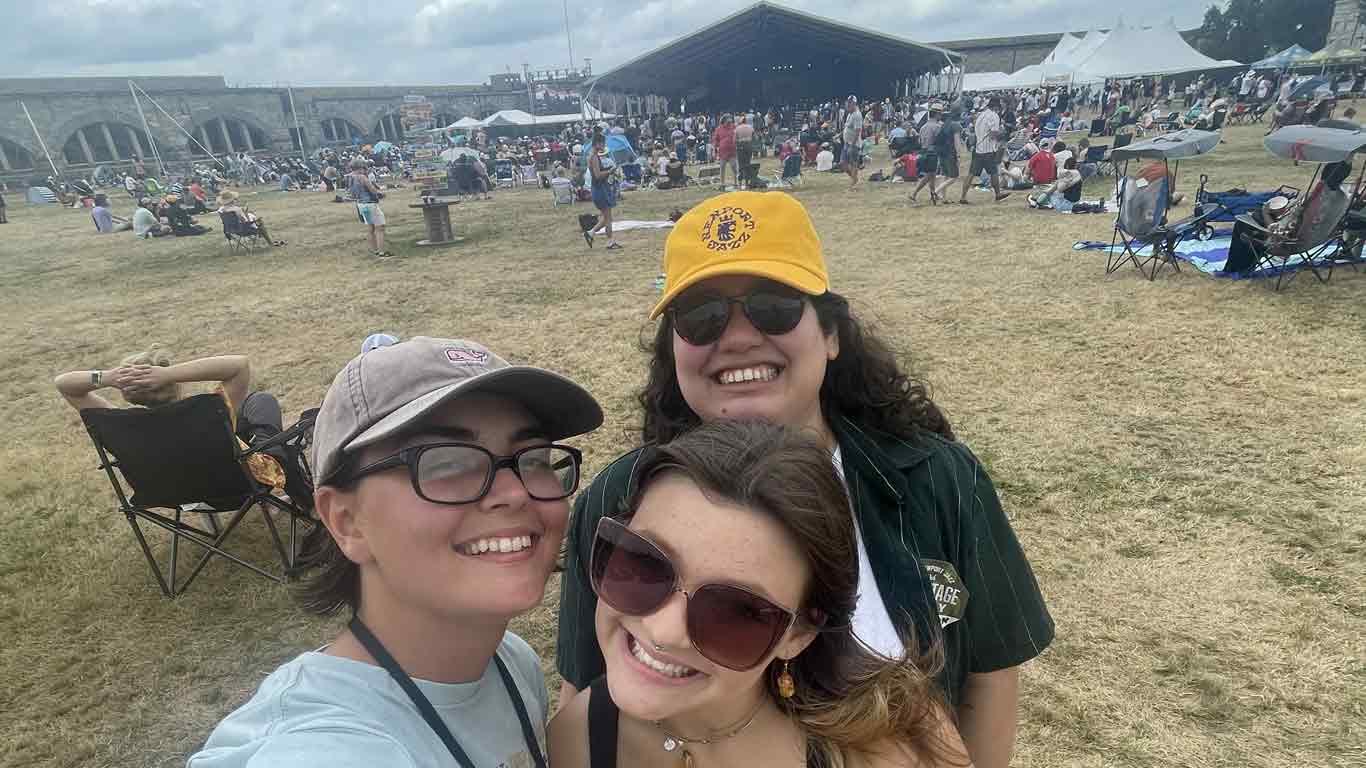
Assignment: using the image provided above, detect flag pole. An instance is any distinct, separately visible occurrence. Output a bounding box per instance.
[128,81,166,176]
[19,101,62,182]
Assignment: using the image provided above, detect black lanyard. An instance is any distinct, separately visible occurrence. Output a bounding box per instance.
[349,617,548,768]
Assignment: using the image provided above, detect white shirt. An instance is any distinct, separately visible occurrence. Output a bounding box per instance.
[1053,149,1073,171]
[832,448,905,659]
[973,109,1002,155]
[816,150,834,172]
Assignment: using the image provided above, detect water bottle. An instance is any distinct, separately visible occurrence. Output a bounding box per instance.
[654,273,666,291]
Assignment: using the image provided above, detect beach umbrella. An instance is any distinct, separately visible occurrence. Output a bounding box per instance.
[440,147,482,162]
[372,141,395,155]
[1289,77,1331,101]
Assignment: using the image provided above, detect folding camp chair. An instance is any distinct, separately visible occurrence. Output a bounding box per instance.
[1082,144,1109,174]
[1106,129,1223,281]
[1096,133,1132,177]
[494,159,516,188]
[220,211,266,253]
[1246,125,1366,289]
[80,394,318,598]
[550,176,574,205]
[520,164,538,186]
[1235,184,1352,290]
[1226,104,1252,125]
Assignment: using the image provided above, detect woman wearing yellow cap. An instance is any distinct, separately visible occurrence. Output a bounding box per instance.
[555,191,1053,768]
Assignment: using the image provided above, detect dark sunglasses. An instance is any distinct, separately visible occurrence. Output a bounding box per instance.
[590,517,797,671]
[667,284,806,346]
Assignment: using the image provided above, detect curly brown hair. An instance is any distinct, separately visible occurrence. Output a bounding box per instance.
[637,291,954,444]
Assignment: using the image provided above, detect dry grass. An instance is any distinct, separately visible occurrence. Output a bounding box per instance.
[1,121,1364,768]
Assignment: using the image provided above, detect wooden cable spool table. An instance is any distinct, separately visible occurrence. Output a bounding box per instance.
[408,196,464,247]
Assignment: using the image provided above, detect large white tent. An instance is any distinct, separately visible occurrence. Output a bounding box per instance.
[1069,20,1240,80]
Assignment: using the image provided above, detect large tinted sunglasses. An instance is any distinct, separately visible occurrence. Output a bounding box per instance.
[590,517,797,671]
[667,284,807,346]
[341,442,581,505]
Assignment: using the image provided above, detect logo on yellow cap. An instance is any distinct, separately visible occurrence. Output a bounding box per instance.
[701,205,756,252]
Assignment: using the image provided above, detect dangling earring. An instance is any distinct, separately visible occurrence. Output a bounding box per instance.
[776,660,795,699]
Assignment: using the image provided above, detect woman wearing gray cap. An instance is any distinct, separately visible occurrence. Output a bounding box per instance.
[189,337,602,768]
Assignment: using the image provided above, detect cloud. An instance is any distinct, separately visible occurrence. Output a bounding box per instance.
[0,0,1214,86]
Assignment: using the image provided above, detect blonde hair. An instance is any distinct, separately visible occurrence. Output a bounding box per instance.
[120,346,177,406]
[774,629,961,768]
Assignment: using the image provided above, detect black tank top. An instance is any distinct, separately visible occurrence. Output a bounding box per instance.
[585,677,825,768]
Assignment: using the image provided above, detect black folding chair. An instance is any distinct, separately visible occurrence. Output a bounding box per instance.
[220,210,265,253]
[1097,133,1132,177]
[80,394,318,598]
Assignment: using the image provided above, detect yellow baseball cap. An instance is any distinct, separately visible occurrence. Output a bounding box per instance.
[651,191,829,319]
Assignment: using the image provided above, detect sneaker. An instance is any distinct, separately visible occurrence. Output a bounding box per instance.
[606,241,624,250]
[375,250,393,258]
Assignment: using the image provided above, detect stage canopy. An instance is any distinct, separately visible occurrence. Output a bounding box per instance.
[586,1,959,109]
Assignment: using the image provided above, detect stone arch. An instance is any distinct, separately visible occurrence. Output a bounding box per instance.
[373,111,404,142]
[60,121,154,167]
[186,115,272,156]
[0,135,38,173]
[318,115,365,145]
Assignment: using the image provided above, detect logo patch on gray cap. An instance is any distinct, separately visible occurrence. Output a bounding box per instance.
[445,347,488,364]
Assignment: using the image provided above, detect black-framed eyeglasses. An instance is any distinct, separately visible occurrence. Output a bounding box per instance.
[667,283,807,346]
[340,443,583,505]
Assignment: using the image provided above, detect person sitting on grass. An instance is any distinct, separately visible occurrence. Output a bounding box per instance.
[187,337,603,768]
[54,349,288,494]
[1026,143,1057,186]
[162,195,211,237]
[217,190,285,246]
[91,194,131,233]
[132,197,171,238]
[1028,157,1083,209]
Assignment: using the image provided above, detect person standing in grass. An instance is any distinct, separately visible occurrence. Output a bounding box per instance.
[556,191,1053,768]
[0,186,8,224]
[841,95,864,189]
[348,158,390,258]
[588,131,622,251]
[960,96,1010,204]
[188,337,603,768]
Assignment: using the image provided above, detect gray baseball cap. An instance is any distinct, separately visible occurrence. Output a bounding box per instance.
[312,337,603,483]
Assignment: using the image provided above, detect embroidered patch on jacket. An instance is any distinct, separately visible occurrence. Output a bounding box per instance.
[923,559,969,628]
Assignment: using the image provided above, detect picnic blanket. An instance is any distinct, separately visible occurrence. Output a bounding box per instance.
[603,220,675,232]
[1073,228,1349,278]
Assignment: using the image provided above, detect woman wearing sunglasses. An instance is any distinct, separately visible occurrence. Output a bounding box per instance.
[558,192,1053,768]
[549,420,968,768]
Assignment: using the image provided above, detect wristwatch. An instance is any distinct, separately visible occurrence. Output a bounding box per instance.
[91,370,102,387]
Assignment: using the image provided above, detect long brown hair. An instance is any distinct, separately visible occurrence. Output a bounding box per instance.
[625,421,962,768]
[637,291,954,445]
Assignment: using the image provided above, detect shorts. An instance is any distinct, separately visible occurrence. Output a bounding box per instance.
[938,153,960,178]
[918,151,939,175]
[841,143,862,167]
[969,152,999,177]
[357,202,386,226]
[591,182,617,211]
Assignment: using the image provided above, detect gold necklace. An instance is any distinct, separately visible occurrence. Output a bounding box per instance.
[653,697,766,768]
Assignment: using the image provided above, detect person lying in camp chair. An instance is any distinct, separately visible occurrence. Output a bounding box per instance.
[55,349,299,501]
[1234,161,1354,289]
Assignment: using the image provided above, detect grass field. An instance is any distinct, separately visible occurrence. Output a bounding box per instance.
[1,121,1363,768]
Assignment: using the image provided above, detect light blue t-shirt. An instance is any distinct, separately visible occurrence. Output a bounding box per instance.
[188,632,548,768]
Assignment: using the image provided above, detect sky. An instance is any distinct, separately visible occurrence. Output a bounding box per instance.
[0,0,1212,87]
